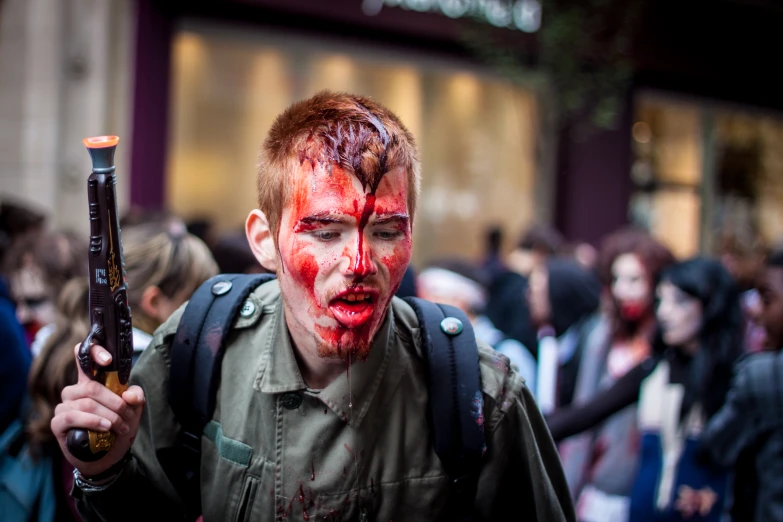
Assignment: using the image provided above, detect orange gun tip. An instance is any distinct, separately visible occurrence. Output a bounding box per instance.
[83,135,120,149]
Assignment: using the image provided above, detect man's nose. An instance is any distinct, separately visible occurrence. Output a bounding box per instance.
[344,233,377,279]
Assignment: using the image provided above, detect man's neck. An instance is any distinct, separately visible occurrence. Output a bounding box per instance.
[292,342,348,390]
[283,310,353,390]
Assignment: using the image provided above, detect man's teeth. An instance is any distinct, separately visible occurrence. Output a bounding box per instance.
[344,293,370,302]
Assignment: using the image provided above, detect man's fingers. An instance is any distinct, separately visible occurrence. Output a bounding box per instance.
[69,398,131,434]
[61,381,128,417]
[51,409,114,435]
[122,386,145,407]
[91,344,113,366]
[72,342,113,381]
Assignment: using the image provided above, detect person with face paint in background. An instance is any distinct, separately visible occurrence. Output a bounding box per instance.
[4,230,87,352]
[51,91,575,522]
[550,228,674,522]
[546,257,743,522]
[700,249,783,522]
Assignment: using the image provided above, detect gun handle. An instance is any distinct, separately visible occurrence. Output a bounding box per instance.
[66,325,120,462]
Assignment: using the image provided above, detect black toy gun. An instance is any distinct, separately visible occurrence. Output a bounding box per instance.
[66,135,133,462]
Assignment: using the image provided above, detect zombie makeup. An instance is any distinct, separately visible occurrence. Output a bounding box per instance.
[10,263,55,339]
[276,162,411,361]
[656,280,703,351]
[611,253,651,321]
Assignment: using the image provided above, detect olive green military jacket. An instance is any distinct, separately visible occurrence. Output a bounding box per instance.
[74,281,575,522]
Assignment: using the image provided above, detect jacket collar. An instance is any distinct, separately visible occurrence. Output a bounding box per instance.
[257,298,394,428]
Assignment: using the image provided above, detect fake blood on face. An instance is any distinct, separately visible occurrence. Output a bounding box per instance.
[353,194,376,275]
[278,164,411,359]
[620,301,648,321]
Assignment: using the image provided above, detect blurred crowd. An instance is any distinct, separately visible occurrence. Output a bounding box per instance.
[410,222,780,522]
[1,195,782,522]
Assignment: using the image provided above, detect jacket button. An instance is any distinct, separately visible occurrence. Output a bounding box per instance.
[239,299,256,317]
[280,393,303,410]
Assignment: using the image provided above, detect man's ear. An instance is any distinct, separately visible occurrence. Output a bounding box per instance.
[246,209,277,272]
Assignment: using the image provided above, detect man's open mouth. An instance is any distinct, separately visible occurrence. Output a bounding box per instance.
[328,289,379,328]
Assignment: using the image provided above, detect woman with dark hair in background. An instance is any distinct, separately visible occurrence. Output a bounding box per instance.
[547,257,743,522]
[553,228,674,521]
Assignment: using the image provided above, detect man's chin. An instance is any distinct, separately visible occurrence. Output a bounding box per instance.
[315,340,372,361]
[313,325,376,361]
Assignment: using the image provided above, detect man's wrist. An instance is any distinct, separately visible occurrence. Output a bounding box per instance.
[74,450,131,490]
[74,468,122,491]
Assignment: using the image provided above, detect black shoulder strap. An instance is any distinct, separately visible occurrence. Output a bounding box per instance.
[402,296,484,522]
[167,272,275,515]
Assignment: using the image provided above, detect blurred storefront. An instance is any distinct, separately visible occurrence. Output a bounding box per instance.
[120,0,550,268]
[144,0,783,261]
[556,0,783,256]
[630,92,783,259]
[3,0,781,261]
[165,22,540,267]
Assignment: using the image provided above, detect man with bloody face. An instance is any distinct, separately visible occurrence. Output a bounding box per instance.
[246,94,417,383]
[52,91,575,521]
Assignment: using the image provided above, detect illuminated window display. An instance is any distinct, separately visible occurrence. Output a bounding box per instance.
[631,92,783,258]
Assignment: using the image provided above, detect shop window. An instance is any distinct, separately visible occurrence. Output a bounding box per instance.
[630,96,703,258]
[166,24,540,267]
[713,112,783,251]
[632,91,783,260]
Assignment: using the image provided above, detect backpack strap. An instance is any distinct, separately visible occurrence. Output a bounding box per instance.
[402,297,485,522]
[167,272,275,516]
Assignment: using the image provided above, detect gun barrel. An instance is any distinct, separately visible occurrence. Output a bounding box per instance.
[83,136,119,171]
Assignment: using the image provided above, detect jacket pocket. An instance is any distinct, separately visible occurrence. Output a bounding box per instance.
[234,474,259,522]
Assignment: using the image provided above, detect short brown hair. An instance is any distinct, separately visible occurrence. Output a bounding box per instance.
[257,91,421,239]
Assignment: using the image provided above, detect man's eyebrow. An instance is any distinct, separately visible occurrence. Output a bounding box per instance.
[373,213,409,225]
[298,214,347,225]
